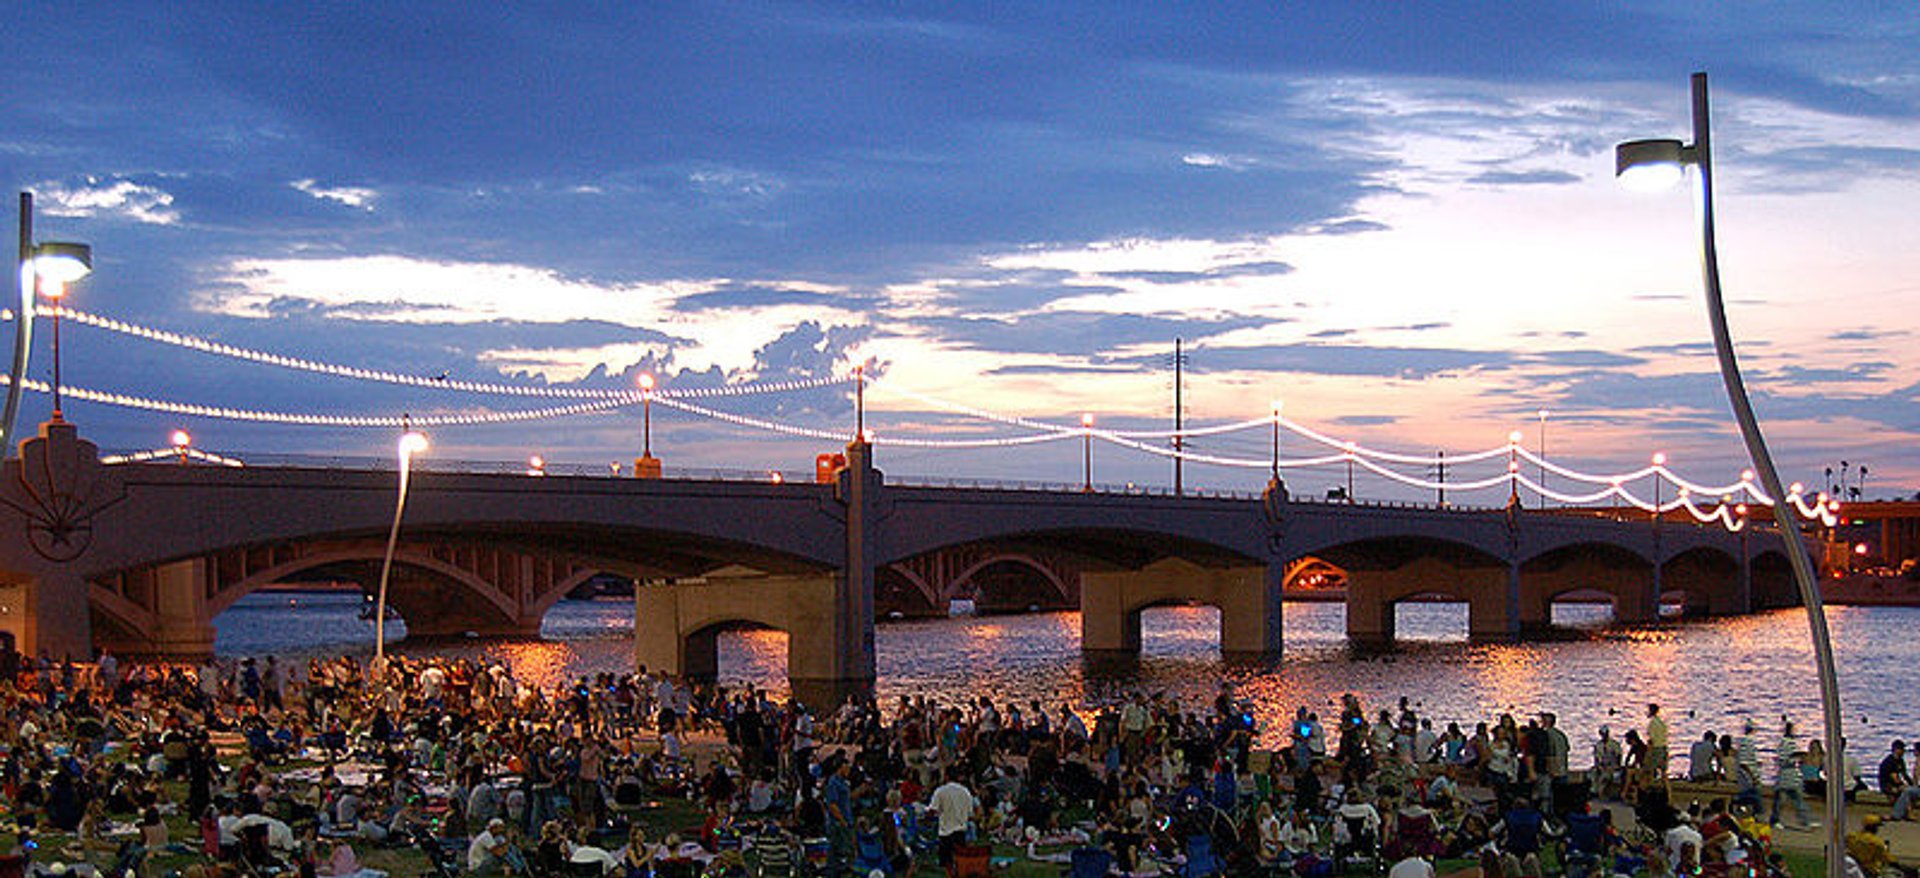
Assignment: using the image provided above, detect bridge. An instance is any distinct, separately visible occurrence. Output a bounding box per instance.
[0,417,1796,705]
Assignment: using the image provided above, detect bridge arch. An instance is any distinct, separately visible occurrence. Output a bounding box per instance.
[1518,542,1659,632]
[1332,537,1517,645]
[1082,557,1278,657]
[950,554,1074,613]
[1661,545,1744,617]
[1749,549,1797,609]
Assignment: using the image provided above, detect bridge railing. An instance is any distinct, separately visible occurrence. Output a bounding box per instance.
[95,451,1788,530]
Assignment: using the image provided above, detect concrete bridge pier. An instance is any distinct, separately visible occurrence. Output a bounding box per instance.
[1080,558,1281,658]
[145,558,217,656]
[0,568,93,661]
[1345,558,1520,646]
[634,572,871,709]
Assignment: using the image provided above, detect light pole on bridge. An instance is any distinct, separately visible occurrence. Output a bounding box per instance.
[1617,71,1845,874]
[1269,400,1282,486]
[1507,430,1523,508]
[1081,412,1094,493]
[635,372,662,479]
[1537,408,1549,507]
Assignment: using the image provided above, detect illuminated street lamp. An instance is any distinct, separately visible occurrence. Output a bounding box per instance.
[1269,400,1284,485]
[1651,451,1666,532]
[7,193,92,450]
[1507,430,1524,508]
[635,372,662,478]
[374,427,429,667]
[1080,413,1094,493]
[1537,409,1550,506]
[170,429,192,464]
[1617,71,1845,872]
[638,373,655,456]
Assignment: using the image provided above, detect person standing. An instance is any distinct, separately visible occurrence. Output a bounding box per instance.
[1767,719,1811,829]
[929,765,976,875]
[1645,703,1670,783]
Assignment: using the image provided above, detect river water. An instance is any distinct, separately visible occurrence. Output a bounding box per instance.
[215,591,1918,756]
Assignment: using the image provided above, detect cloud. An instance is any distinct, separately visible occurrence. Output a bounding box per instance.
[1125,343,1519,379]
[291,179,377,209]
[672,285,849,313]
[919,311,1273,357]
[33,177,179,225]
[1466,169,1582,186]
[1769,363,1895,383]
[1828,328,1908,342]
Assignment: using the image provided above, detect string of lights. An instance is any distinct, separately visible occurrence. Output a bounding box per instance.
[99,446,246,467]
[24,306,1848,529]
[47,306,848,400]
[0,375,634,428]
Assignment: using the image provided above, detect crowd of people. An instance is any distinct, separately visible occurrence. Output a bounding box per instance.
[0,647,1915,878]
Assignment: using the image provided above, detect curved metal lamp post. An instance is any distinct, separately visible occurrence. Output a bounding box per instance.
[8,193,92,453]
[1618,72,1844,873]
[373,427,430,668]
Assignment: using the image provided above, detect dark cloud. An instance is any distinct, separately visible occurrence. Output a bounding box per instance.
[1738,145,1920,195]
[1828,328,1907,342]
[1099,259,1295,284]
[985,363,1140,377]
[1125,343,1519,379]
[1309,219,1390,236]
[918,312,1274,357]
[1524,350,1648,368]
[1768,363,1895,383]
[1630,341,1718,357]
[672,286,850,313]
[1466,169,1582,186]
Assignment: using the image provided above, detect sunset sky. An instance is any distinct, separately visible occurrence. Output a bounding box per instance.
[6,4,1917,502]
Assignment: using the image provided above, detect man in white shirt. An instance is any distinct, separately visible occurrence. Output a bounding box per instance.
[468,818,515,875]
[1664,814,1705,870]
[928,767,977,871]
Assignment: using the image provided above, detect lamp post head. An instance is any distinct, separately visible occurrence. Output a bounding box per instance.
[1615,138,1691,192]
[1081,412,1094,429]
[170,429,191,449]
[31,241,92,289]
[1652,451,1667,466]
[637,372,655,393]
[398,431,429,458]
[1508,430,1523,445]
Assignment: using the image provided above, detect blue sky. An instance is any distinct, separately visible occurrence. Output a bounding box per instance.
[6,3,1918,501]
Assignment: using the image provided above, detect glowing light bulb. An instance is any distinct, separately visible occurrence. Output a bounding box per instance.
[1652,452,1667,466]
[170,429,191,448]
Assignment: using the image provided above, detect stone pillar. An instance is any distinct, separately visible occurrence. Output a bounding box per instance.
[1467,568,1521,642]
[28,569,92,661]
[1343,570,1395,647]
[1220,565,1281,658]
[815,440,879,706]
[634,584,685,676]
[1517,574,1553,637]
[1079,569,1141,656]
[147,558,216,657]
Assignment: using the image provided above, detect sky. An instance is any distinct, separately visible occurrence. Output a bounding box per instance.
[4,2,1918,503]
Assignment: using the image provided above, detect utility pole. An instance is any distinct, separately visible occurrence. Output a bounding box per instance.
[1172,337,1184,496]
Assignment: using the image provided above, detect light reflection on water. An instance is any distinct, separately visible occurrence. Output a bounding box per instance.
[215,592,1920,753]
